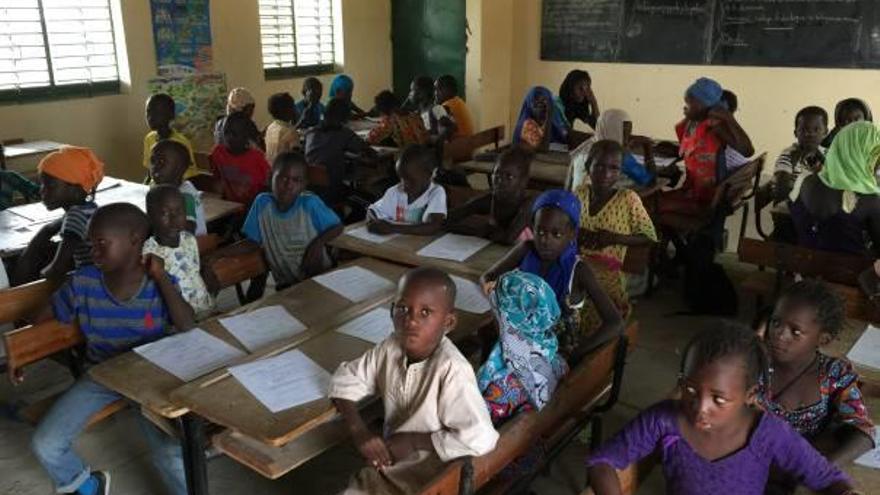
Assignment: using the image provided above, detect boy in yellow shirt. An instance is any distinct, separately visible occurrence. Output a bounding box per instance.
[143,93,199,183]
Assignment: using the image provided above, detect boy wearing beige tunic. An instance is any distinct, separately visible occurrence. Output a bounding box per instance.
[330,268,499,495]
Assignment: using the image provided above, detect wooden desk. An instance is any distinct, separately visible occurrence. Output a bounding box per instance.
[329,221,511,278]
[0,178,242,257]
[455,157,568,187]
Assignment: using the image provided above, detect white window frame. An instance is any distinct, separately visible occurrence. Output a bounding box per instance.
[258,0,339,79]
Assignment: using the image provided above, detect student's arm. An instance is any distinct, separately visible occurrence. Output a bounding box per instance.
[480,241,530,294]
[41,233,79,281]
[302,224,343,277]
[771,419,856,495]
[587,464,624,495]
[379,213,445,236]
[708,108,755,157]
[334,398,393,468]
[570,262,623,361]
[487,197,533,246]
[144,254,195,331]
[585,85,600,129]
[865,202,880,258]
[12,219,61,284]
[445,194,490,225]
[825,426,874,466]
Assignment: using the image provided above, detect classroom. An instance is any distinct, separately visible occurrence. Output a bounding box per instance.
[1,0,879,494]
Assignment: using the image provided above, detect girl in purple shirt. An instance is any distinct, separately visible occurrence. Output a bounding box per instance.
[586,322,859,495]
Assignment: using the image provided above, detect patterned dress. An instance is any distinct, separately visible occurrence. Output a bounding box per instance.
[758,353,875,440]
[575,185,657,332]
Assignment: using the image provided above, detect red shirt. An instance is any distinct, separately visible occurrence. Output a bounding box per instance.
[209,145,270,205]
[676,118,723,205]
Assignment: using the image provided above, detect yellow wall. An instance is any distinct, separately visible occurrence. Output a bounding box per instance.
[0,0,391,181]
[500,0,880,161]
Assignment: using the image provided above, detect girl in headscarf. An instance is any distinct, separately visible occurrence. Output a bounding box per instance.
[478,270,568,422]
[822,97,873,148]
[513,86,570,152]
[789,121,880,256]
[214,87,263,149]
[567,108,658,190]
[557,69,600,129]
[14,147,105,284]
[327,74,367,118]
[481,189,622,363]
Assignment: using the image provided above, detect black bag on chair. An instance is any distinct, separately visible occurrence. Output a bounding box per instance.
[682,231,738,316]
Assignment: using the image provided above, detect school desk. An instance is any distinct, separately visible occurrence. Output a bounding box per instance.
[1,140,64,174]
[0,177,242,257]
[88,257,410,495]
[329,220,511,278]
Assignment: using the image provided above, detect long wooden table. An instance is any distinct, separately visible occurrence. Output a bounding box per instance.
[0,177,242,257]
[329,221,511,278]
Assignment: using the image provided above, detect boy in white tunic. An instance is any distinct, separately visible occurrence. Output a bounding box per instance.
[330,267,498,495]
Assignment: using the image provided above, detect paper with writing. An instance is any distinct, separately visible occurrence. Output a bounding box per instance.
[229,349,331,413]
[219,305,307,352]
[134,328,245,381]
[312,266,394,302]
[416,234,491,262]
[346,225,399,244]
[335,307,394,344]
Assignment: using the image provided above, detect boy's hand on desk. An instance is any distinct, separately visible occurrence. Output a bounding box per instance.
[386,432,431,463]
[301,244,324,277]
[353,429,393,470]
[367,219,394,235]
[142,253,166,281]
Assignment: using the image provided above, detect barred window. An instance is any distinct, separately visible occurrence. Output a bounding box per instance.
[259,0,337,77]
[0,0,121,101]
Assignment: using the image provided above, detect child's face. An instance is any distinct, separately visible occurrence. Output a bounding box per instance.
[145,98,173,131]
[531,95,549,122]
[532,207,574,262]
[303,81,322,103]
[491,159,527,197]
[679,355,755,432]
[767,299,830,365]
[272,164,306,210]
[391,277,456,361]
[396,160,431,199]
[223,120,249,154]
[840,107,866,127]
[434,82,453,105]
[590,152,623,190]
[40,173,82,211]
[149,194,186,247]
[683,95,708,121]
[795,115,827,150]
[150,146,186,186]
[409,82,432,107]
[573,79,590,103]
[89,223,141,273]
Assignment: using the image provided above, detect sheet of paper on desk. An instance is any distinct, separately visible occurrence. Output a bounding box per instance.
[450,275,491,314]
[220,305,307,352]
[229,349,331,413]
[335,307,394,344]
[313,266,394,302]
[847,325,880,370]
[417,234,491,262]
[134,328,246,381]
[345,226,399,244]
[855,431,880,469]
[9,202,60,224]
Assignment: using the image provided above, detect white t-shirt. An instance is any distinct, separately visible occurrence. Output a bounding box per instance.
[179,181,207,235]
[368,182,447,224]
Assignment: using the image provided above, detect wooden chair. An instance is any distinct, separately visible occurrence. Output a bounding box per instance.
[417,323,638,495]
[196,233,222,257]
[443,126,505,164]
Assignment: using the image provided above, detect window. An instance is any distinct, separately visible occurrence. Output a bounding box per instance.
[259,0,337,78]
[0,0,121,102]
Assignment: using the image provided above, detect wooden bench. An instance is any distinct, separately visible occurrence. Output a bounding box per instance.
[417,323,638,495]
[443,126,505,165]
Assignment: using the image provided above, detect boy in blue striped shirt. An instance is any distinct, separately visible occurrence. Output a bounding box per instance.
[32,203,194,495]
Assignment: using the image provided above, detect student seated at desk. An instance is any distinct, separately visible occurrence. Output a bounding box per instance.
[789,121,880,257]
[758,281,874,493]
[264,92,300,164]
[328,74,367,119]
[213,87,263,150]
[366,90,429,148]
[14,147,104,284]
[434,74,474,138]
[150,140,207,235]
[143,186,214,318]
[478,271,569,423]
[586,323,857,495]
[445,146,535,245]
[767,106,829,204]
[557,69,600,131]
[658,77,753,217]
[32,203,194,495]
[513,86,570,152]
[367,144,447,236]
[575,141,657,333]
[209,111,271,206]
[823,98,873,148]
[305,98,377,206]
[296,77,325,129]
[0,168,39,210]
[481,190,622,363]
[329,267,499,495]
[143,93,199,183]
[405,75,456,142]
[717,89,755,178]
[225,152,342,299]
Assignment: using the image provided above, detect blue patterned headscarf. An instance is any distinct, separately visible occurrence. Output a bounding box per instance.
[477,270,567,411]
[519,189,581,306]
[328,74,354,101]
[513,86,570,146]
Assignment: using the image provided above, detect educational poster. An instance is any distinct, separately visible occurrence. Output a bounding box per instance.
[147,72,227,151]
[150,0,213,76]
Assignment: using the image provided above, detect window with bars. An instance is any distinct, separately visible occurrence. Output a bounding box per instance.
[0,0,121,102]
[259,0,337,78]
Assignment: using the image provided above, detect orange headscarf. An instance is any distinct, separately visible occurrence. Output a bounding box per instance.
[38,146,105,193]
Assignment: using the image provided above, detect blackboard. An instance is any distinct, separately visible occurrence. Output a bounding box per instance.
[541,0,880,68]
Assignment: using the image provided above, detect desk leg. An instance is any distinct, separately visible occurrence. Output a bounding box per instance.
[180,414,209,495]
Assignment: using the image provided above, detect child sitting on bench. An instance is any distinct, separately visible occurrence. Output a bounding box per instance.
[330,267,498,494]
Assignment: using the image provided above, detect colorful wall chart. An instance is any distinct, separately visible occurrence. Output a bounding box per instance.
[150,0,213,76]
[148,72,227,151]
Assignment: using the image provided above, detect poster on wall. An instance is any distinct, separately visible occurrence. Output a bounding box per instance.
[147,72,227,152]
[150,0,213,76]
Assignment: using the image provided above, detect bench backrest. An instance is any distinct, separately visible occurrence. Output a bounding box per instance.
[4,320,83,383]
[0,278,59,325]
[443,126,505,164]
[738,237,871,286]
[711,153,765,212]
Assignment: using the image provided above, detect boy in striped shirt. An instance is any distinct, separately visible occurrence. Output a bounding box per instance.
[32,203,194,495]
